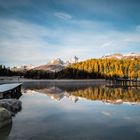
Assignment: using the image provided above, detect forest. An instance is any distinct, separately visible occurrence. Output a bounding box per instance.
[0,58,140,79]
[63,58,140,79]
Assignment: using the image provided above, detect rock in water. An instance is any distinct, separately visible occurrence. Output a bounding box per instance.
[0,107,12,129]
[0,99,22,115]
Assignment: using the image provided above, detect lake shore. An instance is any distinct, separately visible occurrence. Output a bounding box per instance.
[0,78,106,86]
[0,77,105,82]
[20,78,105,82]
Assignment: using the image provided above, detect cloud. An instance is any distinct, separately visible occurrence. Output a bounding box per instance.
[124,116,131,120]
[101,42,112,48]
[54,12,72,20]
[136,25,140,32]
[101,111,112,117]
[0,18,52,65]
[0,17,140,66]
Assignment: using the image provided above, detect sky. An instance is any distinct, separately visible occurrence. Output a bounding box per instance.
[0,0,140,66]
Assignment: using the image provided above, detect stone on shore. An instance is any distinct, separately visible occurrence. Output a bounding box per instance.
[0,107,12,129]
[0,99,22,116]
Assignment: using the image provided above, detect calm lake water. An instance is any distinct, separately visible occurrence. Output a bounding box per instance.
[1,81,140,140]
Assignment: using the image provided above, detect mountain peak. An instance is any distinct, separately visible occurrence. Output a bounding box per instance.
[47,58,64,65]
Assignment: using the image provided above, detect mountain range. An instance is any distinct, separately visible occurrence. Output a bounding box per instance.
[11,53,140,72]
[33,56,79,72]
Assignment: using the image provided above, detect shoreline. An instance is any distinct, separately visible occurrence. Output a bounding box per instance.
[20,78,105,82]
[0,78,106,85]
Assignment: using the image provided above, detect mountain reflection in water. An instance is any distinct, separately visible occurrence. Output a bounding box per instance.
[23,85,140,105]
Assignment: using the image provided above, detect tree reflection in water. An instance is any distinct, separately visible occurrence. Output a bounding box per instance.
[71,87,140,103]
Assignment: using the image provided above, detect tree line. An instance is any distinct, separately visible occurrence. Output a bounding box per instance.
[0,65,13,76]
[0,65,23,76]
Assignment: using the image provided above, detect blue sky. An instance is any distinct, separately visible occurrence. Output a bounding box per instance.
[0,0,140,66]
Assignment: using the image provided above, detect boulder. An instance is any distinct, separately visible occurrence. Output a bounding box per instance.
[0,99,22,116]
[0,107,12,129]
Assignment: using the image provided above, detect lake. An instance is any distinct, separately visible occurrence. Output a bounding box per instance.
[1,81,140,140]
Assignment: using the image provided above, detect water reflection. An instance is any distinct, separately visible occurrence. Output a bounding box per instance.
[71,87,140,104]
[23,84,140,105]
[2,82,140,140]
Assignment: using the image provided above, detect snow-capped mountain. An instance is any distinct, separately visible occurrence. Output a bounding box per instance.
[36,87,79,102]
[11,53,140,72]
[34,56,79,72]
[11,56,79,72]
[34,58,65,72]
[123,53,140,57]
[101,53,123,59]
[69,56,79,63]
[102,53,140,60]
[47,58,64,65]
[11,64,34,71]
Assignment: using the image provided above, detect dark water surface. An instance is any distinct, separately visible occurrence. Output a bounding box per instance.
[1,81,140,140]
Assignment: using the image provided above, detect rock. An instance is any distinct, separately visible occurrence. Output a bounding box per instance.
[0,99,22,115]
[0,122,12,140]
[0,107,12,129]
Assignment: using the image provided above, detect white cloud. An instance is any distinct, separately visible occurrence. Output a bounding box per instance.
[102,111,112,117]
[100,42,112,47]
[54,12,72,20]
[0,17,140,66]
[136,25,140,32]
